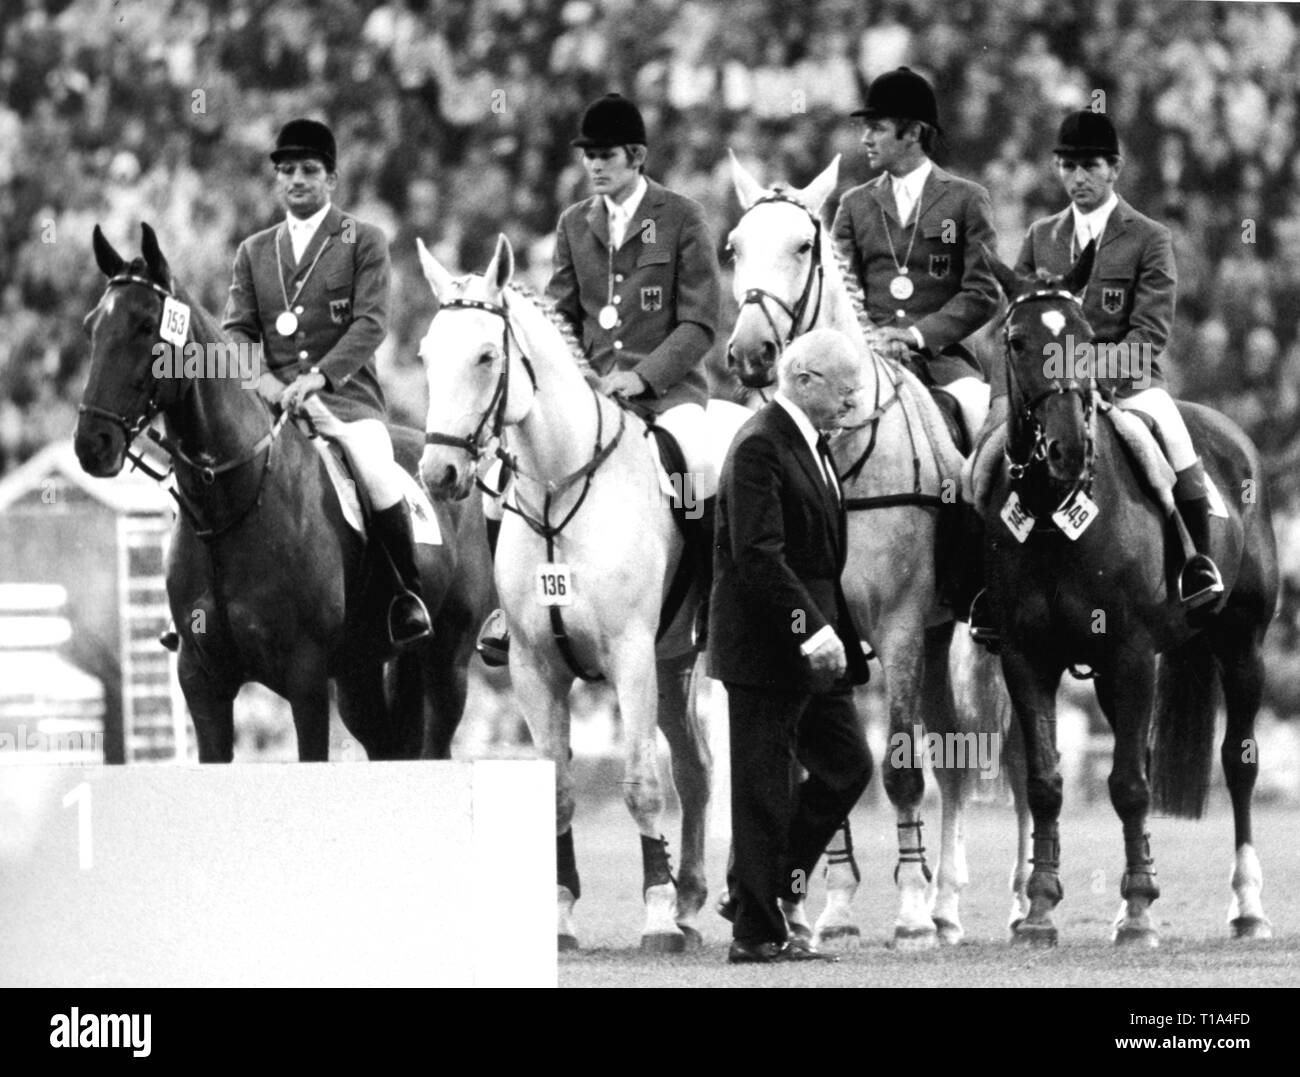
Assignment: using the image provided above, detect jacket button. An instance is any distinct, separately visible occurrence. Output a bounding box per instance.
[294,305,304,315]
[298,350,309,360]
[613,340,623,350]
[614,295,621,304]
[615,274,625,283]
[895,309,906,319]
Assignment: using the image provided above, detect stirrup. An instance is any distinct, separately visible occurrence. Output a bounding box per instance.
[967,589,1002,652]
[388,593,433,647]
[476,608,510,667]
[1179,554,1224,611]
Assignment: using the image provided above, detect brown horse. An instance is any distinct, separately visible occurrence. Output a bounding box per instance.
[75,223,492,762]
[981,246,1277,945]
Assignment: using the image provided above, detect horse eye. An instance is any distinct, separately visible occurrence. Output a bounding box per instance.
[797,241,812,255]
[478,347,496,366]
[723,244,736,263]
[1007,337,1025,354]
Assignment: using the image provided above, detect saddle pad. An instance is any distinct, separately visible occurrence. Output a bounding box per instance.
[962,403,1180,519]
[308,438,443,545]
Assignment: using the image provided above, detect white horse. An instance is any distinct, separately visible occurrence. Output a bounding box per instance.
[416,234,748,950]
[724,152,1031,948]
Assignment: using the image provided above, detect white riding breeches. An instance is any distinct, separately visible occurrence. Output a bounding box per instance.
[1115,387,1196,471]
[654,402,717,500]
[943,376,991,442]
[301,397,404,509]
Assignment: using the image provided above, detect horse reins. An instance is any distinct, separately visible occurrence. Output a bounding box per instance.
[999,287,1097,510]
[734,191,826,353]
[81,273,289,541]
[426,293,627,682]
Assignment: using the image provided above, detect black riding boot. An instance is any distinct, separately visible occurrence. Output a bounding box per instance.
[477,516,510,667]
[692,495,716,650]
[1174,459,1224,610]
[371,501,433,646]
[967,395,1008,651]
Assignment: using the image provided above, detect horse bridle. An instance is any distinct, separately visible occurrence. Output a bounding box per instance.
[424,295,538,485]
[81,272,287,537]
[999,287,1096,491]
[733,191,825,353]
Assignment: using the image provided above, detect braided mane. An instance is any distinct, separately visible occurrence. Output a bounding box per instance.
[507,281,589,367]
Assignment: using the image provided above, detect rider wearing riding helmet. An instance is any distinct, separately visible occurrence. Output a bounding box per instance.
[476,92,723,665]
[967,109,1223,645]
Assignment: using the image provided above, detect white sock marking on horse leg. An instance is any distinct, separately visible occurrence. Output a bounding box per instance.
[1228,843,1267,923]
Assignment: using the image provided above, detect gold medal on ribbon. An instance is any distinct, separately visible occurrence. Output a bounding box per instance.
[889,274,914,301]
[275,310,299,336]
[598,304,618,330]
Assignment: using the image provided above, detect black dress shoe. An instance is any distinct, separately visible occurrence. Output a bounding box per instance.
[727,939,838,964]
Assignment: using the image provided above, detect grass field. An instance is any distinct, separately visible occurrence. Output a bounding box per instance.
[556,791,1300,990]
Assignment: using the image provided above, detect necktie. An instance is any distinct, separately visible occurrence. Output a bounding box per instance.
[609,204,626,249]
[816,434,839,500]
[894,177,914,226]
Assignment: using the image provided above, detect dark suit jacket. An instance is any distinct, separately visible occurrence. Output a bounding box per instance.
[708,401,869,690]
[546,178,721,414]
[832,164,1000,384]
[1015,196,1174,393]
[223,204,390,423]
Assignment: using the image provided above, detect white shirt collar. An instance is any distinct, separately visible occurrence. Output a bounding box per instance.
[774,391,825,459]
[1071,192,1119,246]
[891,158,933,203]
[285,202,331,234]
[604,175,647,224]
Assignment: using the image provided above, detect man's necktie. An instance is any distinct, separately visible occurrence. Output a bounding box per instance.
[816,434,840,500]
[609,205,626,249]
[1073,222,1089,261]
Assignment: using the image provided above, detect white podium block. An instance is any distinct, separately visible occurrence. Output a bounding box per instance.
[0,760,556,987]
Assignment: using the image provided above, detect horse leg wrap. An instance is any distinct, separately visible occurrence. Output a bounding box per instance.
[893,819,932,885]
[1027,831,1063,902]
[1120,830,1159,901]
[824,818,862,885]
[641,834,675,896]
[557,828,581,901]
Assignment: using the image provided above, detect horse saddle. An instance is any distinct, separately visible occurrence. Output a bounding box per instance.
[308,436,443,545]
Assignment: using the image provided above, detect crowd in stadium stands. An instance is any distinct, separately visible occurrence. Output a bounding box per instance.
[2,0,1299,495]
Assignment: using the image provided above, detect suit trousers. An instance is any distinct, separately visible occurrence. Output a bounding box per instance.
[726,681,872,945]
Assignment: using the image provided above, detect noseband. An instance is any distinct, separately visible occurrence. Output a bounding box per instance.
[734,191,825,353]
[1000,288,1096,490]
[423,295,538,473]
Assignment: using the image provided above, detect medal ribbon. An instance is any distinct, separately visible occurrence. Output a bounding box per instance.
[880,180,926,280]
[276,223,332,323]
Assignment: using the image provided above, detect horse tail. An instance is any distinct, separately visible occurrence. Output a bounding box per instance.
[1150,633,1220,819]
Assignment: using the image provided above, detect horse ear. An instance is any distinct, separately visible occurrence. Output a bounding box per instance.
[980,242,1021,301]
[92,224,125,278]
[1061,238,1096,296]
[416,237,456,301]
[729,149,766,210]
[140,222,172,289]
[483,233,514,298]
[793,155,840,216]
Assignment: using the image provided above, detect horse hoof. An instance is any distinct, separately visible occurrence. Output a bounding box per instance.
[640,931,686,954]
[558,933,580,952]
[1230,916,1273,940]
[890,926,938,951]
[677,924,704,950]
[1011,922,1058,948]
[816,926,861,953]
[1113,925,1159,948]
[933,917,964,946]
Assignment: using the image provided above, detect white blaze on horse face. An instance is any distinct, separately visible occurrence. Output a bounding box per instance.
[1040,310,1067,337]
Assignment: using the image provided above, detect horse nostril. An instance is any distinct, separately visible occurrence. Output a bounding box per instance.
[442,465,458,489]
[1047,440,1065,465]
[760,340,777,367]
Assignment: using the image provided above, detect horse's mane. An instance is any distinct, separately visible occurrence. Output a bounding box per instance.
[505,280,594,375]
[121,256,230,345]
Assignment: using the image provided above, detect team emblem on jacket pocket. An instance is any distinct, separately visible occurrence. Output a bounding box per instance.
[640,286,663,312]
[1101,287,1125,314]
[928,254,950,279]
[329,298,351,324]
